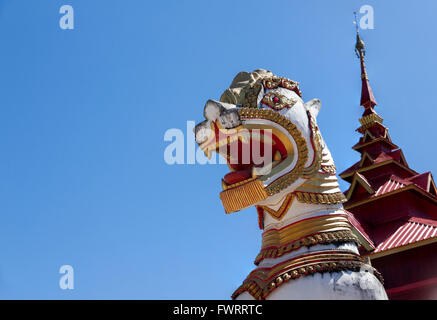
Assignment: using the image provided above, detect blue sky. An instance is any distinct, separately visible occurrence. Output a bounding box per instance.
[0,0,436,299]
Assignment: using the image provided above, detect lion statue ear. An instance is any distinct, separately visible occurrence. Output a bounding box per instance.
[304,99,322,118]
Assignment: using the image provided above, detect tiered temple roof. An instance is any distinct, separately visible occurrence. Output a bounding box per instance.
[340,31,437,299]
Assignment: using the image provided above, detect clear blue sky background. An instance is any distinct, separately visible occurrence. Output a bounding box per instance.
[0,0,436,299]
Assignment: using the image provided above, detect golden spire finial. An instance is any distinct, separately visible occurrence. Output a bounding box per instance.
[354,12,366,58]
[353,11,377,108]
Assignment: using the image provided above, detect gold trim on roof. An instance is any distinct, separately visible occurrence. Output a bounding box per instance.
[359,113,383,127]
[340,159,416,180]
[345,184,437,210]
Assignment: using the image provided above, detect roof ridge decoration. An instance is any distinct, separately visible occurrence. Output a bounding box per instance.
[346,172,375,200]
[388,174,411,184]
[361,130,376,143]
[408,216,437,227]
[358,152,375,168]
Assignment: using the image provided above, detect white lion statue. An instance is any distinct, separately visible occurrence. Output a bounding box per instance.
[195,69,387,300]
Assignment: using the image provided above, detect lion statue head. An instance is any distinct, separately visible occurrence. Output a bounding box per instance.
[195,69,344,216]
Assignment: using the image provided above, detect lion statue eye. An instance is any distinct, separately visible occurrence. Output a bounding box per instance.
[262,92,296,111]
[272,95,280,104]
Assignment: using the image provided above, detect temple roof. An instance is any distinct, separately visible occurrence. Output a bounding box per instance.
[371,217,437,258]
[341,30,437,260]
[339,149,411,179]
[374,173,437,197]
[345,172,437,204]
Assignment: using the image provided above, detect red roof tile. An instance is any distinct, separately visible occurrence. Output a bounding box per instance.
[374,175,411,196]
[373,217,437,254]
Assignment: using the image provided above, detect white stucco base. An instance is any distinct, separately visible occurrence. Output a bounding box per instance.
[236,270,387,300]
